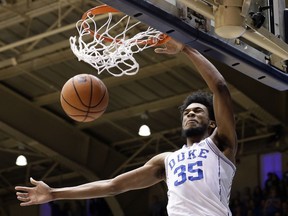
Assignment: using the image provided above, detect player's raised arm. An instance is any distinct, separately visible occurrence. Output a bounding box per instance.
[15,152,169,206]
[183,46,236,157]
[155,39,237,162]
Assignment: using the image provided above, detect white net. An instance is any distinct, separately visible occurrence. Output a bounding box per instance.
[70,11,167,77]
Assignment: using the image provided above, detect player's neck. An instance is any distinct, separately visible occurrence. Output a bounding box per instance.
[186,134,209,146]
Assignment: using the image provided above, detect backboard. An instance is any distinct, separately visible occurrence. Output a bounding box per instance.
[100,0,288,91]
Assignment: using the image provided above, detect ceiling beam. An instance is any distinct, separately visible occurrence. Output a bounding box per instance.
[0,0,82,30]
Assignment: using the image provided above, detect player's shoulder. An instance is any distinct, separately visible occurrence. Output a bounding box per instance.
[146,152,172,180]
[147,152,172,166]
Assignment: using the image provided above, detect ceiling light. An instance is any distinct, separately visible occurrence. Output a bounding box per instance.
[16,155,27,166]
[138,112,151,136]
[138,124,151,136]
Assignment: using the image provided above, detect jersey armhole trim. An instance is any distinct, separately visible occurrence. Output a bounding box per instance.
[206,137,236,171]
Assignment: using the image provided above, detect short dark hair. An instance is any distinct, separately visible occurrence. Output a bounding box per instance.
[179,90,215,121]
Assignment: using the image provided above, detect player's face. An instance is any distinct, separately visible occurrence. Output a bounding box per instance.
[181,103,210,137]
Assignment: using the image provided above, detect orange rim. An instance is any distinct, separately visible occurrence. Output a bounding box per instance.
[81,4,171,45]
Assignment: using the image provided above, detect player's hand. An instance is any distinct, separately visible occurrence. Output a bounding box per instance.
[154,38,184,55]
[15,177,53,206]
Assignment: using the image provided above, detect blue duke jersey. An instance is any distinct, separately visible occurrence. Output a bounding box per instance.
[165,137,236,216]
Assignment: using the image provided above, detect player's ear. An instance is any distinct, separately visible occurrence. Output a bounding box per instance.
[209,121,216,129]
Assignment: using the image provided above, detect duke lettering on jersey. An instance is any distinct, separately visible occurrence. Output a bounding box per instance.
[168,148,209,170]
[168,148,209,186]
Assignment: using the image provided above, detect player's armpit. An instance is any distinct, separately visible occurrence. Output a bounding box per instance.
[111,152,170,193]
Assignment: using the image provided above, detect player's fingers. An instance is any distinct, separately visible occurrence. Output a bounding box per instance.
[154,47,166,53]
[30,177,39,186]
[17,195,30,202]
[20,201,34,207]
[15,186,31,192]
[16,192,29,197]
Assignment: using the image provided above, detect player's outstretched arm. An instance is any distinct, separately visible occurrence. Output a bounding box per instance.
[15,152,168,206]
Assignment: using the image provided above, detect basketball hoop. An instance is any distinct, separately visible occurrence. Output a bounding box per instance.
[70,5,170,77]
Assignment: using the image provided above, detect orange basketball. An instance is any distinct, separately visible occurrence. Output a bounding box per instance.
[60,74,109,122]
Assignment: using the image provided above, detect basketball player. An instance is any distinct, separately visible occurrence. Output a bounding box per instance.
[15,38,237,215]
